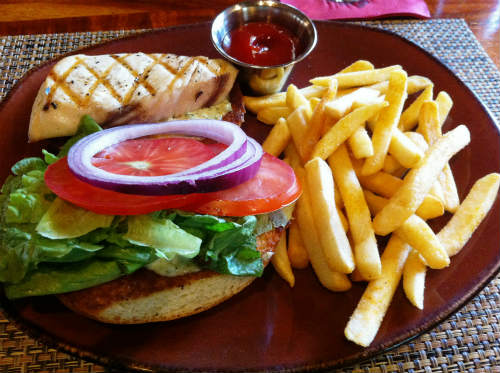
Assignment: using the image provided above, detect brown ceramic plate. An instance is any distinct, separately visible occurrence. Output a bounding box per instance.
[0,22,499,372]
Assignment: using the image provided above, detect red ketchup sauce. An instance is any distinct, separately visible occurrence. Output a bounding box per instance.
[222,22,298,66]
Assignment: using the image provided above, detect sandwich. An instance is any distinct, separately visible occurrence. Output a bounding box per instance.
[0,53,300,324]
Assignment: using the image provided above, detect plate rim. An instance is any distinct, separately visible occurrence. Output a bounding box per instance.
[0,20,499,373]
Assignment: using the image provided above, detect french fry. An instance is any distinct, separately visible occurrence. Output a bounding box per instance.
[369,75,432,96]
[348,127,374,159]
[287,219,309,269]
[387,129,424,169]
[398,85,434,131]
[402,250,426,309]
[311,101,388,160]
[311,65,403,88]
[382,154,404,176]
[287,106,311,161]
[435,91,453,128]
[344,235,412,347]
[305,157,355,274]
[394,215,449,269]
[325,87,380,120]
[328,144,381,279]
[257,106,290,125]
[271,230,295,287]
[364,190,449,269]
[418,100,460,212]
[373,125,471,235]
[309,97,321,111]
[354,163,444,220]
[404,130,428,150]
[362,70,408,175]
[301,79,338,161]
[244,85,326,113]
[286,84,312,117]
[262,117,290,156]
[294,166,352,291]
[340,59,375,73]
[437,173,500,256]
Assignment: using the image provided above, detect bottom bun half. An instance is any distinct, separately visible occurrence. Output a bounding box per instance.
[58,228,281,324]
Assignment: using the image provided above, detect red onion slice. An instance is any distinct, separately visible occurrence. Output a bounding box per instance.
[67,120,263,195]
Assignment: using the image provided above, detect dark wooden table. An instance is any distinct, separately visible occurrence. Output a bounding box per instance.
[0,0,498,69]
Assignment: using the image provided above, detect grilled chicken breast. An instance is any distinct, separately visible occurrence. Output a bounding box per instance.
[28,53,238,142]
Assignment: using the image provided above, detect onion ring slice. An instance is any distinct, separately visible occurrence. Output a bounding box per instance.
[67,120,263,195]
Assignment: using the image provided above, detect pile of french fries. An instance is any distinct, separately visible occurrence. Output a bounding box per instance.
[244,60,500,347]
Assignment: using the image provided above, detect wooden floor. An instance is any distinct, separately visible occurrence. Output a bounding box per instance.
[0,0,498,68]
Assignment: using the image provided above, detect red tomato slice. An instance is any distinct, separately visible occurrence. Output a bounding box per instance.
[45,159,206,215]
[44,139,301,217]
[187,143,302,216]
[92,137,215,176]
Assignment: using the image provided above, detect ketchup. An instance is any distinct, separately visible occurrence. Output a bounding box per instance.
[222,22,298,66]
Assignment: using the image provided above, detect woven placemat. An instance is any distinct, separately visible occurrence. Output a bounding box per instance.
[0,19,499,373]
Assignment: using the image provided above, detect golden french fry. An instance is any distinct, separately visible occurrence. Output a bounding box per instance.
[418,100,460,212]
[262,117,291,156]
[364,190,449,269]
[325,87,381,120]
[271,230,295,287]
[311,101,388,160]
[257,106,290,125]
[382,154,403,175]
[301,80,338,162]
[337,206,349,233]
[286,84,312,117]
[344,235,412,347]
[363,190,389,216]
[417,100,440,143]
[354,161,444,220]
[435,91,453,128]
[362,70,408,175]
[437,173,500,256]
[402,250,426,310]
[287,219,309,269]
[387,128,424,169]
[305,157,355,274]
[404,130,428,150]
[398,85,434,131]
[309,97,321,111]
[395,215,449,269]
[348,127,374,159]
[373,125,471,235]
[328,144,381,279]
[244,85,326,113]
[294,166,352,291]
[340,60,375,73]
[284,142,302,169]
[369,75,432,96]
[311,65,403,88]
[287,105,313,161]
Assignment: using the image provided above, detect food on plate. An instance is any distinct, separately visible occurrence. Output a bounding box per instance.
[222,22,298,67]
[2,82,301,324]
[28,52,239,142]
[245,59,499,347]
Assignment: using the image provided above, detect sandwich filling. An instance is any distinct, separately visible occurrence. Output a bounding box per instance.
[0,116,295,300]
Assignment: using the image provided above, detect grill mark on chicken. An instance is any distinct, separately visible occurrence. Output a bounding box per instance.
[43,60,82,110]
[166,56,197,93]
[76,56,123,106]
[109,54,158,105]
[149,54,178,77]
